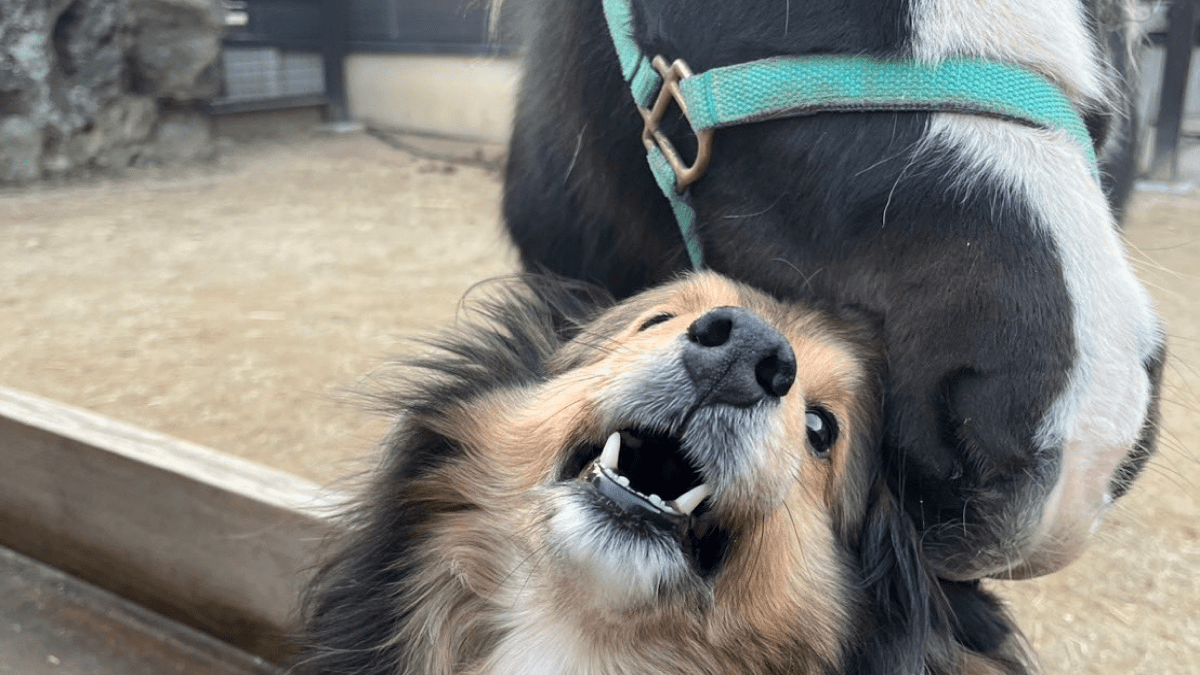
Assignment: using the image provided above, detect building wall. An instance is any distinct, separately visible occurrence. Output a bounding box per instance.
[346,53,520,143]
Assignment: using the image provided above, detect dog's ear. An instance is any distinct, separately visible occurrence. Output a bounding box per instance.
[940,581,1035,675]
[516,272,616,341]
[296,425,464,675]
[846,479,1033,675]
[845,477,944,675]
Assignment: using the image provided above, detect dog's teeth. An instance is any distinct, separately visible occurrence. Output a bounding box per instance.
[616,475,630,487]
[599,432,621,469]
[619,431,643,448]
[648,494,664,507]
[671,484,713,515]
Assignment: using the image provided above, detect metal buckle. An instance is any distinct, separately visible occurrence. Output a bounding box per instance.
[639,56,714,193]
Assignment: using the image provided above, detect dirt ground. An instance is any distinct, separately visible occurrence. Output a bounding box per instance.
[1,129,1196,673]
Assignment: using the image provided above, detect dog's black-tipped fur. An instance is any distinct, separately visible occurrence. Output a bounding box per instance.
[846,481,1030,675]
[297,277,614,675]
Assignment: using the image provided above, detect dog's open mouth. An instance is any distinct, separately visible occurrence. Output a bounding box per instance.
[588,431,712,524]
[563,428,732,576]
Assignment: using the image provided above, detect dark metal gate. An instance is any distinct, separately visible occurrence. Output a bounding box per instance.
[1146,0,1199,181]
[211,0,524,121]
[346,0,520,55]
[211,0,347,120]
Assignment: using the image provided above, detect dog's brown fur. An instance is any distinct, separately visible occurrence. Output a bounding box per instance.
[298,272,1033,675]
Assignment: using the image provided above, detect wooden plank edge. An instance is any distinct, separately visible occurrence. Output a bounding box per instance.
[1,546,280,674]
[0,386,350,663]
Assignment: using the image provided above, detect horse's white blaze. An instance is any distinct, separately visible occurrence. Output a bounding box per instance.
[911,0,1163,575]
[910,0,1106,101]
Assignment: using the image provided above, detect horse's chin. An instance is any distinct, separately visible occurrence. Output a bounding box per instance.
[998,439,1125,580]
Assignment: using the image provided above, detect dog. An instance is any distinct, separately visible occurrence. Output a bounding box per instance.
[298,273,1032,675]
[502,0,1165,580]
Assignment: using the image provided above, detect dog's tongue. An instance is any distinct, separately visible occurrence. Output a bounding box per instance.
[589,432,713,520]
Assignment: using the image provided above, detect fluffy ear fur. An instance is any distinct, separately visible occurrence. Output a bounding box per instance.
[295,276,615,675]
[294,425,456,675]
[848,478,943,674]
[848,480,1032,675]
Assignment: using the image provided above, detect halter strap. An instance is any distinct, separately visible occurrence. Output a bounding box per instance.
[601,0,1099,269]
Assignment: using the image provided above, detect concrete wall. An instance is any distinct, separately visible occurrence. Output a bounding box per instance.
[346,53,520,144]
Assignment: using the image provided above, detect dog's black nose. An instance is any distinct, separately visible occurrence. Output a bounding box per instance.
[684,307,796,406]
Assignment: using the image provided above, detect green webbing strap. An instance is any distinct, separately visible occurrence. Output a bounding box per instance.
[647,147,704,267]
[601,0,660,108]
[603,0,705,265]
[680,56,1098,172]
[600,0,1098,271]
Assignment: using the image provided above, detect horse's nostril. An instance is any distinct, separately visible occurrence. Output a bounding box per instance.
[688,313,733,347]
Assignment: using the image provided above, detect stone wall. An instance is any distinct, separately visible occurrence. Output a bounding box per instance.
[0,0,224,182]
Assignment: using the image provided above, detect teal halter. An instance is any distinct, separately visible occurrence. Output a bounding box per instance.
[602,0,1100,269]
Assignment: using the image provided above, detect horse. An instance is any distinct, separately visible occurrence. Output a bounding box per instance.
[501,0,1165,580]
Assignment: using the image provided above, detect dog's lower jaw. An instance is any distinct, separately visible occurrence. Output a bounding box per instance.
[476,581,844,675]
[544,492,711,610]
[474,609,713,675]
[475,617,595,675]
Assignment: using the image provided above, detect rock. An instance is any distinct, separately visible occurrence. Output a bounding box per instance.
[51,95,159,169]
[0,116,43,182]
[129,0,225,101]
[103,95,159,145]
[145,108,213,163]
[52,0,127,85]
[1,4,49,120]
[0,0,222,181]
[131,25,222,100]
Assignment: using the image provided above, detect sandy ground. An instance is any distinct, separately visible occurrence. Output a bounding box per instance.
[1,130,1196,673]
[1,131,515,480]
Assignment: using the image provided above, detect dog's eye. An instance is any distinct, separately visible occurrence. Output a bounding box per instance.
[806,408,837,457]
[637,313,674,332]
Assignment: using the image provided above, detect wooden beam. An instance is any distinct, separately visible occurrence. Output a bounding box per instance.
[0,386,345,663]
[1,546,280,675]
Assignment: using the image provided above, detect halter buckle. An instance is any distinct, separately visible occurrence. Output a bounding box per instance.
[639,56,714,193]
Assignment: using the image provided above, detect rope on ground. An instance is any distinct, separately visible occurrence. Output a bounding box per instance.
[364,126,504,173]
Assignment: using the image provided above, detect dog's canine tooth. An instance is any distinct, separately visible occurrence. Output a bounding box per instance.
[600,431,621,469]
[671,484,714,516]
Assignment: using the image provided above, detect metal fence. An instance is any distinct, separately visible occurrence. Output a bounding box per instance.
[346,0,520,55]
[212,0,522,118]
